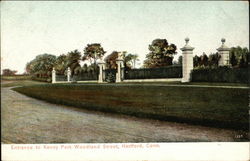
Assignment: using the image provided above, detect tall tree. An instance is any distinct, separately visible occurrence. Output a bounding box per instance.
[200,53,209,66]
[177,55,182,65]
[83,43,106,65]
[105,51,119,69]
[193,55,201,67]
[230,53,238,67]
[208,52,220,67]
[124,53,139,69]
[143,38,177,68]
[66,50,81,75]
[54,54,68,75]
[230,46,249,67]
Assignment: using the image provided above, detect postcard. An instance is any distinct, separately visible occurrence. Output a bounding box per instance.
[1,1,249,161]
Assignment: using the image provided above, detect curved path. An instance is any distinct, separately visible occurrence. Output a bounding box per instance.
[1,87,242,143]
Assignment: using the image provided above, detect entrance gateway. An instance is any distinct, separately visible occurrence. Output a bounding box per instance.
[52,38,230,84]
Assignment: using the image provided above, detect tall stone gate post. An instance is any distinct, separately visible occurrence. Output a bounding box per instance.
[67,67,71,82]
[98,58,105,83]
[52,67,56,83]
[181,38,194,83]
[116,52,124,83]
[217,38,230,66]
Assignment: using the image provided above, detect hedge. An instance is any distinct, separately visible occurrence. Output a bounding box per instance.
[125,65,182,79]
[191,66,248,84]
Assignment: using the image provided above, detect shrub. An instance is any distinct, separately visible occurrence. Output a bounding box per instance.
[192,66,248,83]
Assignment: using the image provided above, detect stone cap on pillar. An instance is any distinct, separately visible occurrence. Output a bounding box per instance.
[116,52,124,61]
[97,57,105,64]
[217,38,230,51]
[180,37,194,51]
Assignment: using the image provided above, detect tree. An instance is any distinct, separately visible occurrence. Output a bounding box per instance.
[66,50,81,75]
[200,53,209,66]
[143,38,177,68]
[105,51,119,69]
[230,46,249,67]
[2,69,17,76]
[208,52,220,67]
[177,55,182,65]
[239,56,246,68]
[193,55,201,67]
[230,53,238,67]
[25,54,56,78]
[83,43,106,65]
[105,51,138,69]
[124,53,139,69]
[54,54,67,75]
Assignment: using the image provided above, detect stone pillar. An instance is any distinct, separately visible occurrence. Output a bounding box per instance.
[98,60,105,83]
[67,67,71,82]
[181,38,194,83]
[116,52,124,83]
[52,67,56,83]
[217,38,230,66]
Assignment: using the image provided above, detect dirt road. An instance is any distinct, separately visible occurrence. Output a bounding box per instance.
[1,87,241,143]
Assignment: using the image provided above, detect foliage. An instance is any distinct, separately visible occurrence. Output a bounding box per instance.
[193,53,220,68]
[177,55,182,65]
[105,51,119,69]
[230,53,237,67]
[54,54,68,75]
[2,69,18,76]
[125,65,182,79]
[13,84,248,131]
[66,50,82,75]
[83,43,106,65]
[105,51,138,69]
[208,52,220,67]
[124,53,139,69]
[26,54,56,78]
[143,39,177,68]
[230,46,249,67]
[192,66,248,83]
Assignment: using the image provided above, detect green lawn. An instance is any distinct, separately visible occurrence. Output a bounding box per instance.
[1,80,47,87]
[1,75,32,80]
[12,83,249,130]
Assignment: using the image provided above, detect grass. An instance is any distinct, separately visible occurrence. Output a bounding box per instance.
[1,75,32,80]
[12,83,249,131]
[120,81,248,87]
[1,80,47,87]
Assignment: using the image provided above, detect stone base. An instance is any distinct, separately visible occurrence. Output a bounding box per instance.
[181,78,190,83]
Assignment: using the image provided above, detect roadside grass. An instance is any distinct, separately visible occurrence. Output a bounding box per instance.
[12,83,249,131]
[1,80,47,87]
[120,81,248,87]
[1,75,31,80]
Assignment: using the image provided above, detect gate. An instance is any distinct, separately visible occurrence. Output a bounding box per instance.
[104,69,117,82]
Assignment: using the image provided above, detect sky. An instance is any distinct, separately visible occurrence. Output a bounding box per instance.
[1,1,249,74]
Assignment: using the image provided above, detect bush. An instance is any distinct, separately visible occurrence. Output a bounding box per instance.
[191,66,248,83]
[31,76,51,83]
[125,65,182,79]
